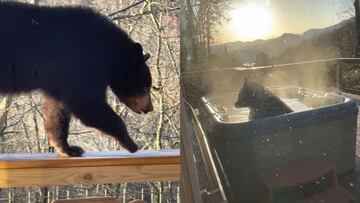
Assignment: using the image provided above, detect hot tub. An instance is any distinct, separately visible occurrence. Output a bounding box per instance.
[199,86,358,177]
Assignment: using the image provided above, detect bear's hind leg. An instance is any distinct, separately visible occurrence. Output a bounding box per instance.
[43,96,84,157]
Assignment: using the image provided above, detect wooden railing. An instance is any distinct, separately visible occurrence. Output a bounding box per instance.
[0,149,180,188]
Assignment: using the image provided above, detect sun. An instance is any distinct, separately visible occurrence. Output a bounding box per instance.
[230,3,273,41]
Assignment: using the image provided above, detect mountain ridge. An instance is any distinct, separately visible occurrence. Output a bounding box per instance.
[211,17,354,62]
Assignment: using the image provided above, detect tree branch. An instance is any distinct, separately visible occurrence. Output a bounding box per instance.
[111,6,179,21]
[108,0,146,17]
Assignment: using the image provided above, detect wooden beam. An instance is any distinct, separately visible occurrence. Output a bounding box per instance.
[0,149,179,188]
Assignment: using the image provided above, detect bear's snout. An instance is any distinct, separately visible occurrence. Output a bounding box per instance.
[124,93,153,114]
[143,102,153,113]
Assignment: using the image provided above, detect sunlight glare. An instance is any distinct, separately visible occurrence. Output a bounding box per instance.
[230,3,273,41]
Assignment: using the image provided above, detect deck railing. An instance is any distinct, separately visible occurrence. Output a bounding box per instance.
[0,149,180,188]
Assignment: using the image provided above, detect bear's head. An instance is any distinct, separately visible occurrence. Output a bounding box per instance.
[110,42,153,114]
[235,78,254,108]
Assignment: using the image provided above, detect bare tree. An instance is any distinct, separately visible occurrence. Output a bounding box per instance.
[182,0,231,66]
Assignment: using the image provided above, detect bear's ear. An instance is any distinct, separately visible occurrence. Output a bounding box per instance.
[143,53,150,62]
[133,42,143,56]
[132,43,150,63]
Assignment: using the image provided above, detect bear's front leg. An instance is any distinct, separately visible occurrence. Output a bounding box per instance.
[43,96,85,157]
[68,99,138,153]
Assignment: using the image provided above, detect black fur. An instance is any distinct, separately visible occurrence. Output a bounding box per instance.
[0,2,153,156]
[235,79,293,120]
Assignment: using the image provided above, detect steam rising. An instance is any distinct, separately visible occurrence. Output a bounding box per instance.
[184,38,342,114]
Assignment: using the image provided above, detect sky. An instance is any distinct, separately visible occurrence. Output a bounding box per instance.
[217,0,351,43]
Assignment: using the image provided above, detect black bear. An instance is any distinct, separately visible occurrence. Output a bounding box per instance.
[0,2,153,156]
[234,79,293,120]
